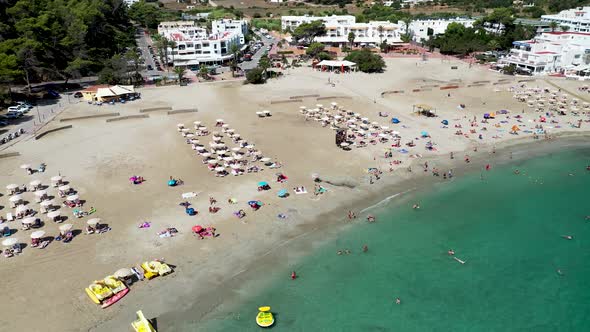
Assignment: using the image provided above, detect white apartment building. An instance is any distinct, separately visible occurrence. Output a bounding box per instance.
[404,18,475,42]
[123,0,139,6]
[157,19,248,68]
[282,15,402,46]
[501,32,590,74]
[541,6,590,32]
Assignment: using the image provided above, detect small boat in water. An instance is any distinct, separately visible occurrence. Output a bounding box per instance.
[453,257,466,264]
[256,306,274,328]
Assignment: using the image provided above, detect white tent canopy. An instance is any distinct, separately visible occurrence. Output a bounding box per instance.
[96,85,136,100]
[316,60,357,68]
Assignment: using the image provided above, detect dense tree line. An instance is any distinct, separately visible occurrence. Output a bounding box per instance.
[0,0,135,91]
[426,8,537,56]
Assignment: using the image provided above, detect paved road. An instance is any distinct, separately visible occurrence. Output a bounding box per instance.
[136,27,167,78]
[240,33,277,71]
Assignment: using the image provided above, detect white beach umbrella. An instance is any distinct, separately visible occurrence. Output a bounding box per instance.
[340,142,350,147]
[260,157,271,162]
[34,190,47,197]
[66,194,79,201]
[348,124,357,128]
[191,139,200,144]
[230,164,241,169]
[213,136,222,142]
[381,126,390,130]
[9,195,22,202]
[51,176,62,182]
[227,129,235,133]
[31,231,45,239]
[222,124,229,128]
[193,121,201,125]
[58,185,70,192]
[47,210,61,218]
[300,106,307,110]
[15,205,28,213]
[186,133,195,138]
[215,166,225,172]
[40,200,54,207]
[234,155,243,160]
[331,102,338,106]
[207,160,218,165]
[20,164,31,169]
[392,131,400,135]
[2,238,18,247]
[29,180,41,187]
[246,144,254,149]
[201,152,212,157]
[379,133,389,138]
[231,147,241,152]
[196,146,206,151]
[22,217,36,225]
[253,151,262,156]
[59,224,73,232]
[177,123,185,127]
[6,184,18,190]
[87,218,100,226]
[223,156,234,161]
[316,104,323,108]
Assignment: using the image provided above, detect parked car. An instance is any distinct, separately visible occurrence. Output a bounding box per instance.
[8,105,29,113]
[5,111,23,119]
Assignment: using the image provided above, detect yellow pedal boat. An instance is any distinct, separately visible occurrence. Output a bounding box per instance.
[104,275,127,294]
[256,306,274,328]
[131,310,156,332]
[85,281,113,304]
[141,261,172,279]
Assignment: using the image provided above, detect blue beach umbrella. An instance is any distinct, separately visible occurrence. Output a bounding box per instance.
[278,189,288,197]
[441,120,449,125]
[420,131,429,137]
[258,181,268,187]
[391,118,400,124]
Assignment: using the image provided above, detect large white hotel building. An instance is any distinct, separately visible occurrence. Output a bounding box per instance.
[157,19,248,68]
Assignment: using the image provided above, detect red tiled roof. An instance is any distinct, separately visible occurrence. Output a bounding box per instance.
[81,85,109,93]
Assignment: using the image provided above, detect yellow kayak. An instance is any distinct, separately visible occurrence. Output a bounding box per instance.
[256,306,274,328]
[131,310,156,332]
[104,275,127,294]
[85,281,113,303]
[141,261,172,279]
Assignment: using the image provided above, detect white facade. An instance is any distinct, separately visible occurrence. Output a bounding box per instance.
[404,18,475,42]
[282,15,402,45]
[123,0,139,6]
[541,6,590,32]
[502,32,590,74]
[157,20,248,67]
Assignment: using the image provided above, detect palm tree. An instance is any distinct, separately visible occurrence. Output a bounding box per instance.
[199,65,209,80]
[487,39,500,51]
[347,31,355,51]
[549,21,558,32]
[173,66,185,85]
[377,25,384,46]
[168,40,177,70]
[561,25,571,32]
[229,43,240,77]
[401,19,412,43]
[155,37,170,71]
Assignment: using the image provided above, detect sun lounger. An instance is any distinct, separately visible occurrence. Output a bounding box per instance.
[6,213,14,221]
[181,192,197,199]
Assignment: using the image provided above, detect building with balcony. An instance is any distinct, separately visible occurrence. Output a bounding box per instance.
[404,18,475,42]
[282,15,402,46]
[501,32,590,75]
[157,20,248,68]
[541,6,590,32]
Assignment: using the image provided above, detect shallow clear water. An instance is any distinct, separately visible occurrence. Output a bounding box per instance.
[197,148,590,332]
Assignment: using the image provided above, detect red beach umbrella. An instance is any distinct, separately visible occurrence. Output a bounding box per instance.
[192,225,203,233]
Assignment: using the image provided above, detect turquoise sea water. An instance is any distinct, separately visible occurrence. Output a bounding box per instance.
[196,147,590,332]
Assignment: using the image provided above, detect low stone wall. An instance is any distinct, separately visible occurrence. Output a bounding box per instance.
[316,96,353,100]
[270,99,303,104]
[105,114,150,122]
[35,125,73,140]
[60,113,119,122]
[0,152,20,159]
[381,90,405,96]
[440,85,460,90]
[290,94,319,99]
[139,106,173,113]
[167,109,198,115]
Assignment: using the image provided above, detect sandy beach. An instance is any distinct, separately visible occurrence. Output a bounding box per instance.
[0,57,588,331]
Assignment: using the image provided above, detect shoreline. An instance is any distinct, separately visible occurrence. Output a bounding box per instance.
[152,133,590,330]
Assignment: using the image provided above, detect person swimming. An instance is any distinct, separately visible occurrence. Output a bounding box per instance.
[448,249,455,256]
[337,250,343,255]
[291,271,297,280]
[362,244,368,253]
[561,235,573,240]
[395,298,401,304]
[412,203,420,209]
